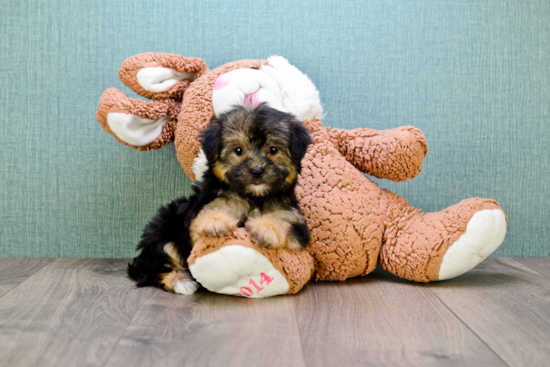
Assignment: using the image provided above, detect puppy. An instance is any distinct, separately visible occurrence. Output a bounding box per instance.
[127,103,312,294]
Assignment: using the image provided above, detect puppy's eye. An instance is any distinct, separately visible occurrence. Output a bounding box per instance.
[234,147,244,156]
[268,147,278,155]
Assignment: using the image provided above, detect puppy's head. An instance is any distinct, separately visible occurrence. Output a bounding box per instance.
[201,103,312,197]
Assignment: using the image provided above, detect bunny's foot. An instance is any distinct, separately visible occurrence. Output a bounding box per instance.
[380,196,507,282]
[188,229,314,297]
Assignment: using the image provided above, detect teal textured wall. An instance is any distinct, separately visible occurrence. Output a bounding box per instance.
[1,0,549,258]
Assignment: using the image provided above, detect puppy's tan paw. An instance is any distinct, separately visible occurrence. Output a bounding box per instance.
[160,268,199,295]
[192,210,239,238]
[246,215,291,249]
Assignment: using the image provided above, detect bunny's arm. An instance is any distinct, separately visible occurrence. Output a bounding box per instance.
[327,126,428,182]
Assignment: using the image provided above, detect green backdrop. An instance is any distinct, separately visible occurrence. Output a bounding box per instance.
[1,0,549,258]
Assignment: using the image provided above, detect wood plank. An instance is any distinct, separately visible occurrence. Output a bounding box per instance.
[0,258,53,298]
[294,267,505,367]
[104,288,306,367]
[0,258,151,367]
[514,257,550,279]
[427,258,550,367]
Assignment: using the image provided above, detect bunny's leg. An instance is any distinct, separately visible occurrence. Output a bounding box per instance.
[96,88,181,150]
[380,191,507,282]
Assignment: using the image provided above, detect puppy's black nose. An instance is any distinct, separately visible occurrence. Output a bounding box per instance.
[250,166,265,177]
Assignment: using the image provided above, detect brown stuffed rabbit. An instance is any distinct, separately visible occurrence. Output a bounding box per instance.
[96,53,507,297]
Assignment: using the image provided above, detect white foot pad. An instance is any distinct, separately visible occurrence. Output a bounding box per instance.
[439,209,507,280]
[189,245,289,298]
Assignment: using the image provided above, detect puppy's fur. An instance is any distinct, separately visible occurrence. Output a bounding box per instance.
[128,103,312,294]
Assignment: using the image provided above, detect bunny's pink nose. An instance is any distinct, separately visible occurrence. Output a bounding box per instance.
[214,74,232,90]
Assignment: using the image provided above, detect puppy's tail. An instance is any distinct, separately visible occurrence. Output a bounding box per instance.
[128,196,191,287]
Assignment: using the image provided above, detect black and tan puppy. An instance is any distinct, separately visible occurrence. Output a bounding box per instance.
[128,103,312,294]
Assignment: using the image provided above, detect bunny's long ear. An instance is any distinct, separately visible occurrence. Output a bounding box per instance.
[118,53,208,100]
[96,88,181,150]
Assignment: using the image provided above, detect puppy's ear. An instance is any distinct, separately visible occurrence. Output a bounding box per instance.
[289,121,312,164]
[200,118,223,163]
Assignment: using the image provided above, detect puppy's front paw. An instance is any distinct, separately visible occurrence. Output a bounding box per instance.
[246,216,291,249]
[192,210,239,238]
[160,268,199,295]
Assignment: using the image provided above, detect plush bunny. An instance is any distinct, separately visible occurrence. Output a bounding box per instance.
[96,53,507,298]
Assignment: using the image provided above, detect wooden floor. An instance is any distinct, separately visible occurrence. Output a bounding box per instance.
[0,258,549,367]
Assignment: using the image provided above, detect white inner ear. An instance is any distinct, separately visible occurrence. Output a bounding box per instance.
[106,112,169,146]
[136,67,194,93]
